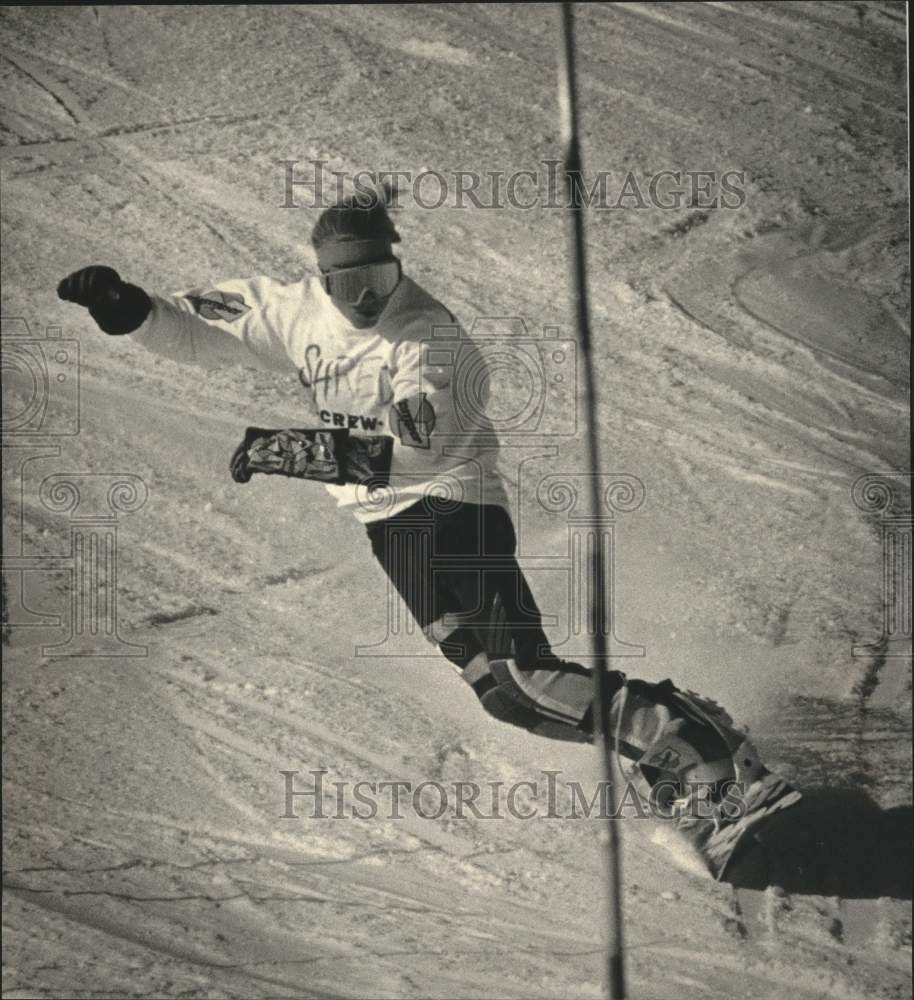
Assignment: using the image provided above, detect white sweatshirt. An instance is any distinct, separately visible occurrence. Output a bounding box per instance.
[130,272,507,523]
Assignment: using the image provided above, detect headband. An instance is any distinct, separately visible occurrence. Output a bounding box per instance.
[316,238,396,271]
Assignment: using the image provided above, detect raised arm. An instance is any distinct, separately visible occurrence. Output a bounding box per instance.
[57,265,292,372]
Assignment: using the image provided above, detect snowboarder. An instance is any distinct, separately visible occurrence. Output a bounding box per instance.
[58,189,798,878]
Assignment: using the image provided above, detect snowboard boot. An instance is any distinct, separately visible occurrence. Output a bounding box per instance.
[607,679,802,879]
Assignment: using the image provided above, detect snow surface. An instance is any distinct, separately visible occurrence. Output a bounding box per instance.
[1,3,910,998]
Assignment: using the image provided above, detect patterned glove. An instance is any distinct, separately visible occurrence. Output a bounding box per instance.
[229,440,252,483]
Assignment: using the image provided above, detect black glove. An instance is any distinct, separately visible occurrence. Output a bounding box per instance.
[229,440,252,483]
[57,265,152,335]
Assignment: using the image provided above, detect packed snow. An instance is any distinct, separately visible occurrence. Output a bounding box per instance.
[2,4,910,998]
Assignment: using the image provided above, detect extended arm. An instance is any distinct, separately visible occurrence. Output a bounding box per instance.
[57,265,292,372]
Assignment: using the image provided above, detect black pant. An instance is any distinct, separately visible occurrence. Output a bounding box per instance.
[366,500,563,670]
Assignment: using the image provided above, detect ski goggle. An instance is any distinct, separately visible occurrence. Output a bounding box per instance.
[319,259,401,304]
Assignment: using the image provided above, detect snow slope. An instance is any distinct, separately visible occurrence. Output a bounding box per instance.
[2,4,910,998]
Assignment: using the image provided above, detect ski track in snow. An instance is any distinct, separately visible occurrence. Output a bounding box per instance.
[1,4,910,999]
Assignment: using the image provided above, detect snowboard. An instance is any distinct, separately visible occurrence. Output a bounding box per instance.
[623,754,804,884]
[683,771,803,882]
[657,776,912,898]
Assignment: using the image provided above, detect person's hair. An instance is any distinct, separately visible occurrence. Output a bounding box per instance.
[310,184,401,250]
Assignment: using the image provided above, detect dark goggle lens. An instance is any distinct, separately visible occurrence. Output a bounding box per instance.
[322,260,401,304]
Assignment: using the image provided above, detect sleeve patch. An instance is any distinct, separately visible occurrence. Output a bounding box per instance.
[389,393,436,449]
[186,290,251,322]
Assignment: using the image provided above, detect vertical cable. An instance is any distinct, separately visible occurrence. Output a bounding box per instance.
[557,5,626,997]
